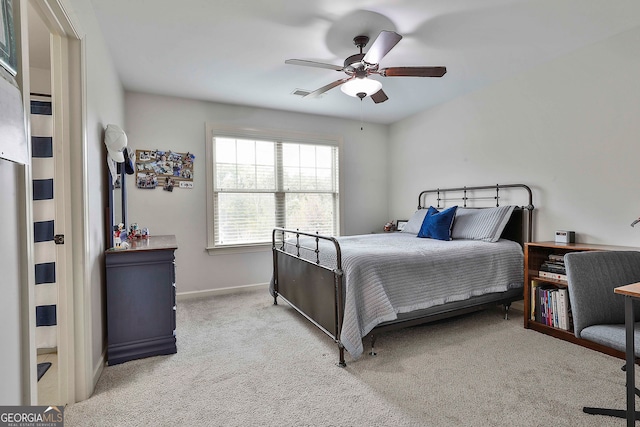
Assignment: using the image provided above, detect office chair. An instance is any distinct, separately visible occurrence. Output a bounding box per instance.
[565,250,640,419]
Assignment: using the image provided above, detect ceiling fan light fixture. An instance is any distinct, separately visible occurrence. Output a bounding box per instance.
[340,77,382,98]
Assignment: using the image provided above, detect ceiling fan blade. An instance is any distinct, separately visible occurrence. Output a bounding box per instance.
[370,89,388,104]
[285,59,343,71]
[379,66,447,77]
[304,78,352,98]
[363,31,402,65]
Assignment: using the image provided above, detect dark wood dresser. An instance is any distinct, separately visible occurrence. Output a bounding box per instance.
[105,235,178,365]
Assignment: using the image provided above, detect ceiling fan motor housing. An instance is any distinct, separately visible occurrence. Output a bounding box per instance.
[344,35,371,72]
[344,53,365,71]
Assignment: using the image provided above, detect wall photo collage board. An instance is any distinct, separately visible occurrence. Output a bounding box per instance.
[135,149,195,191]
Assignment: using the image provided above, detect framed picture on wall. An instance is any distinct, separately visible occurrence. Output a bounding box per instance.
[0,0,18,76]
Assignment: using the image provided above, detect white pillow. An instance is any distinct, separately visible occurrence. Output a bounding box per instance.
[451,205,515,242]
[401,208,429,235]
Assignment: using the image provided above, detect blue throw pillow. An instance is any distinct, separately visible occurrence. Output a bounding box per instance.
[417,206,458,241]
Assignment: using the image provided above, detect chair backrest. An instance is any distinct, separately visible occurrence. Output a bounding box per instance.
[565,250,640,338]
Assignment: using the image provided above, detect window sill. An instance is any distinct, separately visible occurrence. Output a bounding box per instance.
[206,243,272,255]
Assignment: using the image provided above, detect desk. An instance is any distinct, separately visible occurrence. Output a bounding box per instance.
[613,282,640,427]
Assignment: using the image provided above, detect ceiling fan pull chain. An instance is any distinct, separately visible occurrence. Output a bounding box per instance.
[360,97,364,131]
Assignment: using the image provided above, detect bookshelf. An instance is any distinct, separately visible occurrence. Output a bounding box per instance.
[524,241,639,359]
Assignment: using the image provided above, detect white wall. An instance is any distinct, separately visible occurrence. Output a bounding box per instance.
[0,160,24,404]
[390,27,640,247]
[30,67,51,94]
[65,0,125,395]
[124,92,389,293]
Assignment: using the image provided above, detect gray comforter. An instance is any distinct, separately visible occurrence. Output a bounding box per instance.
[276,233,524,359]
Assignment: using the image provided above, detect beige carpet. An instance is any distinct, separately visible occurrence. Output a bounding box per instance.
[65,289,635,426]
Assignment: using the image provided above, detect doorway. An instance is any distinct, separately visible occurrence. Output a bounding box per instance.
[27,1,61,406]
[22,0,84,405]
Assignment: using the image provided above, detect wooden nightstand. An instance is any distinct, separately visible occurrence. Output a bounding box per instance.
[524,241,639,359]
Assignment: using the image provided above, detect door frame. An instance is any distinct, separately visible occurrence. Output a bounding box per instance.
[19,0,90,405]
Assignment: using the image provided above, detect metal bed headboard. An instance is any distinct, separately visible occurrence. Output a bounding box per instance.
[417,184,534,243]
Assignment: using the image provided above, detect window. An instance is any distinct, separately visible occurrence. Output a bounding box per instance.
[206,127,341,251]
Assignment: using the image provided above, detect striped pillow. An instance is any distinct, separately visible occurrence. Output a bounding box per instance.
[451,205,515,242]
[401,208,429,235]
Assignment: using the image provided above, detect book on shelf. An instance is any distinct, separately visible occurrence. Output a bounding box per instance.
[538,270,567,282]
[540,261,566,274]
[557,288,570,331]
[534,285,571,331]
[548,253,565,263]
[538,285,549,325]
[531,280,540,321]
[538,253,568,281]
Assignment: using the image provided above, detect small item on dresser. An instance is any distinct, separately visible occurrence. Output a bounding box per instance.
[129,222,142,239]
[555,230,575,243]
[113,223,125,248]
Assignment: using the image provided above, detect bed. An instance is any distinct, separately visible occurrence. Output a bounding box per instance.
[271,184,534,366]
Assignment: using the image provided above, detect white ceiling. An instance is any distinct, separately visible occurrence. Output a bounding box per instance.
[89,0,640,125]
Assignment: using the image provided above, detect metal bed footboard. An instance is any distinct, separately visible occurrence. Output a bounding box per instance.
[271,228,348,366]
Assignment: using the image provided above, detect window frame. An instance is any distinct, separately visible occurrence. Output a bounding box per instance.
[205,124,343,255]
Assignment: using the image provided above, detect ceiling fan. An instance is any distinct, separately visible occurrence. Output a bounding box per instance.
[286,30,446,104]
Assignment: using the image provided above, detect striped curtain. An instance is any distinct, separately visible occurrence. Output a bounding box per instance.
[31,96,57,349]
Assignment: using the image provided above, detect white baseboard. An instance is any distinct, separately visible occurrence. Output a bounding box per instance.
[37,347,57,355]
[93,350,105,391]
[176,282,269,301]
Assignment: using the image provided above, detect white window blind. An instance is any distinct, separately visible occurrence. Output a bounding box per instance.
[212,135,339,248]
